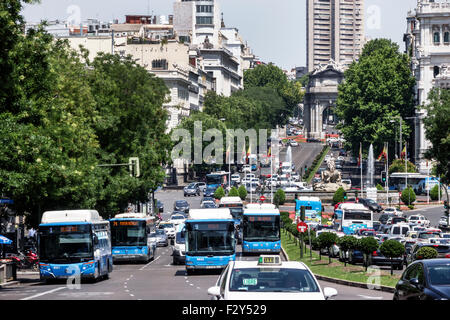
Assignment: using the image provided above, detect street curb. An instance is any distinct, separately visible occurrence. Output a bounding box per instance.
[0,281,19,288]
[280,246,395,293]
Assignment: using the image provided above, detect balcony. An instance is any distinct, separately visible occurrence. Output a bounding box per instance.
[417,1,450,15]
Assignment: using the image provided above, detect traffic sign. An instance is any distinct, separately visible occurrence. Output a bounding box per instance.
[260,195,266,202]
[297,222,308,233]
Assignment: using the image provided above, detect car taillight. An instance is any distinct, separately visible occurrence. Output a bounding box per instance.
[372,251,378,256]
[445,254,450,259]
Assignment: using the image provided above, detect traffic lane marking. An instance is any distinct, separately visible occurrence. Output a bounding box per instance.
[139,255,161,271]
[20,286,66,300]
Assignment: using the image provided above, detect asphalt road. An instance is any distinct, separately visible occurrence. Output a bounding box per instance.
[0,189,397,301]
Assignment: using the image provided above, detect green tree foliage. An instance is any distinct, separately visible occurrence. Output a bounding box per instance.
[422,88,450,185]
[357,236,380,271]
[388,159,417,174]
[380,240,406,275]
[228,187,239,197]
[214,187,225,200]
[337,236,358,266]
[243,64,304,126]
[175,111,228,175]
[274,189,286,207]
[415,246,438,260]
[317,232,338,264]
[87,53,170,216]
[401,187,416,206]
[333,187,346,205]
[0,1,172,223]
[335,39,416,156]
[430,184,442,201]
[238,185,248,201]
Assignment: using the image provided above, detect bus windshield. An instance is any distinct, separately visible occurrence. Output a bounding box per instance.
[228,207,244,222]
[343,211,372,221]
[186,221,235,256]
[111,220,147,247]
[206,174,223,186]
[39,224,93,263]
[243,215,280,242]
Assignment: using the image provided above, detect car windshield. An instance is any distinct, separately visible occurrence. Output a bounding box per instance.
[176,201,188,206]
[156,229,165,235]
[229,268,320,293]
[171,215,185,220]
[160,224,174,229]
[427,265,450,286]
[409,217,419,220]
[187,184,196,188]
[419,232,440,239]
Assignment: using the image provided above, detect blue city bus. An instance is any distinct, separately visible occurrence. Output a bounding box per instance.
[185,209,236,274]
[38,210,113,282]
[109,213,156,263]
[333,203,373,235]
[206,171,229,189]
[242,205,281,254]
[295,197,322,224]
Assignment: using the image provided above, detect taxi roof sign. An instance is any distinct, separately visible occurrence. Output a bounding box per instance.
[257,255,281,266]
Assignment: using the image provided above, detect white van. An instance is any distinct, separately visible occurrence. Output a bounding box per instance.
[389,223,411,237]
[281,162,292,175]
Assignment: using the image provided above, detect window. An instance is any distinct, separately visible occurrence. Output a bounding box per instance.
[434,32,440,45]
[434,66,440,78]
[152,59,168,70]
[444,32,450,44]
[196,16,213,25]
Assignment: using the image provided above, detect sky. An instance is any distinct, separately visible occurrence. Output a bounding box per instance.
[22,0,418,71]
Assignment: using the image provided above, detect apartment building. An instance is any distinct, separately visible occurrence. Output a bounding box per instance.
[307,0,365,72]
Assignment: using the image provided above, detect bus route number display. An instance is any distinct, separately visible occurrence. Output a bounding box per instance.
[249,216,274,222]
[113,221,139,227]
[60,226,78,233]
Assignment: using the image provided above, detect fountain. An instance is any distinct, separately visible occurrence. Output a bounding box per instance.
[286,146,292,163]
[366,144,375,188]
[365,144,378,201]
[313,155,350,192]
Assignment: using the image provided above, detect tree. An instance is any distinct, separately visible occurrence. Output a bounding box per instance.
[317,232,338,264]
[335,39,416,157]
[244,64,304,126]
[214,187,225,200]
[337,236,358,267]
[380,240,405,275]
[358,237,380,271]
[430,184,442,201]
[401,187,416,206]
[175,111,228,177]
[333,187,346,205]
[238,185,247,201]
[388,159,417,174]
[228,187,239,197]
[88,53,171,217]
[415,246,438,260]
[422,88,450,186]
[274,189,286,207]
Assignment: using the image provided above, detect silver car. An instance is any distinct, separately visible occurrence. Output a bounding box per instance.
[150,229,168,247]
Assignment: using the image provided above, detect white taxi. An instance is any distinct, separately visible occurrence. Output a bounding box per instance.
[207,255,338,300]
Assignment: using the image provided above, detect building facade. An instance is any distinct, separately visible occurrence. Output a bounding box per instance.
[404,0,450,172]
[304,61,345,140]
[307,0,365,73]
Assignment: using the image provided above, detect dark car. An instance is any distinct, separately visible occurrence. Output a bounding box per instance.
[370,240,403,270]
[184,183,200,197]
[394,259,450,300]
[407,243,450,264]
[203,186,217,198]
[358,198,382,213]
[379,213,395,225]
[173,200,190,213]
[156,200,164,213]
[373,221,382,232]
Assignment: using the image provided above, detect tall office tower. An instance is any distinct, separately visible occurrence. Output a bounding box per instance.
[307,0,365,72]
[173,0,222,47]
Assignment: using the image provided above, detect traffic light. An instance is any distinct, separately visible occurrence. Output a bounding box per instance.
[300,206,306,222]
[445,201,449,216]
[381,171,386,183]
